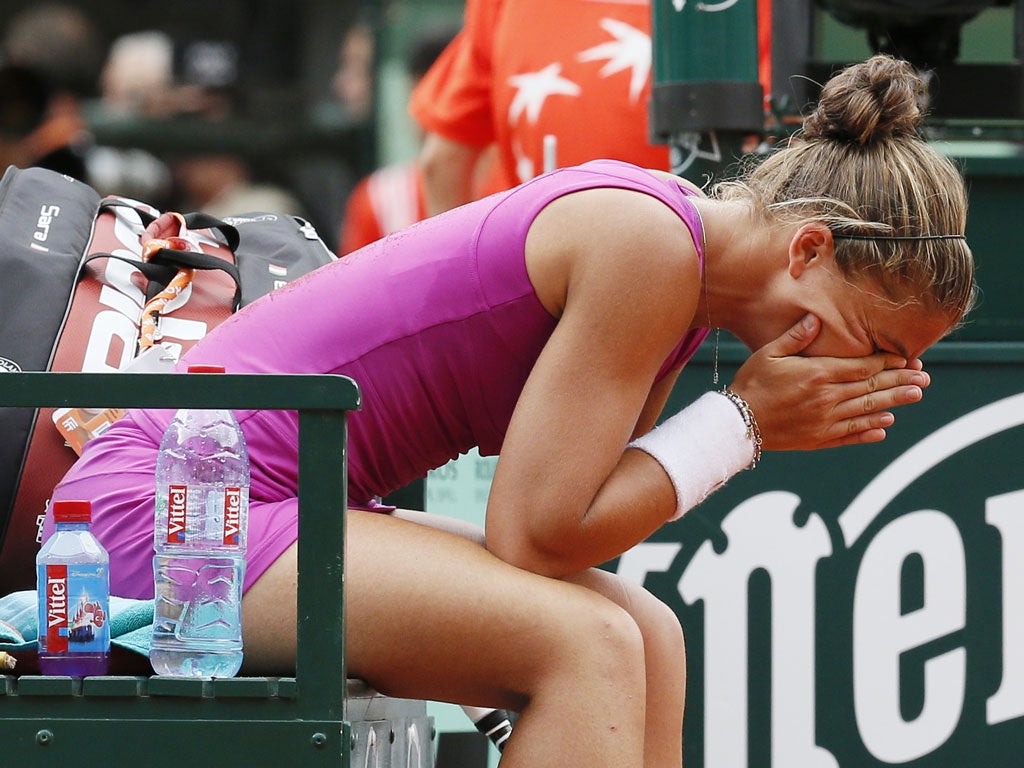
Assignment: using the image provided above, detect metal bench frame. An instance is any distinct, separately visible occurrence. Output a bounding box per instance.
[0,371,361,766]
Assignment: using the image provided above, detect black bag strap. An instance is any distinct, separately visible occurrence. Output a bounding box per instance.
[82,251,178,291]
[92,200,243,309]
[146,247,242,310]
[181,211,242,252]
[98,200,243,253]
[83,249,242,310]
[99,198,158,227]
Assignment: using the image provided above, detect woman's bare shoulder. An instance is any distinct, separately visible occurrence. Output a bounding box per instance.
[525,185,703,326]
[645,168,708,197]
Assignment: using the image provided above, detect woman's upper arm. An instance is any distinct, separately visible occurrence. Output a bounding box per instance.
[483,188,700,572]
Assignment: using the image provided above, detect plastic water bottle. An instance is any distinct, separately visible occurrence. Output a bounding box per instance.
[36,500,110,676]
[150,364,249,677]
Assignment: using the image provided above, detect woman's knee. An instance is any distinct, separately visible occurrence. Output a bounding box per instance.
[636,586,686,659]
[582,571,686,662]
[545,596,648,690]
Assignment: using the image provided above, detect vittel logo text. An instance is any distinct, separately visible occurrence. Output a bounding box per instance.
[617,392,1024,767]
[166,484,188,544]
[45,564,69,654]
[223,487,242,545]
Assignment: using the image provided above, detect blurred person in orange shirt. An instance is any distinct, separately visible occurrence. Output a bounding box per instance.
[409,0,670,215]
[338,25,456,254]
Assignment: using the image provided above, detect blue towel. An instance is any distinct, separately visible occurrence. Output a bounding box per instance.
[0,591,153,656]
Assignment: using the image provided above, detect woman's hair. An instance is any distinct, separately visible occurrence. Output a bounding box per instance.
[714,55,976,327]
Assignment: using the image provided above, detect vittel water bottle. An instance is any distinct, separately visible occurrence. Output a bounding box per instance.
[36,500,111,676]
[151,364,249,677]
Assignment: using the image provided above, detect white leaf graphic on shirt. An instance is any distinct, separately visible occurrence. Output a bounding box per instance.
[507,63,582,125]
[577,18,651,103]
[512,140,535,183]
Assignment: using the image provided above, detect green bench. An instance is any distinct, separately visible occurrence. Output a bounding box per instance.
[0,371,434,767]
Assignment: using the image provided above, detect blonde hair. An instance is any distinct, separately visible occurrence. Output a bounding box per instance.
[714,55,976,327]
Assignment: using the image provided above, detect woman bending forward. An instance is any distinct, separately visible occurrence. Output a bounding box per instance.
[48,56,975,768]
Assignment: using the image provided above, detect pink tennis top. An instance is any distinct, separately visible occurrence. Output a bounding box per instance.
[48,159,710,597]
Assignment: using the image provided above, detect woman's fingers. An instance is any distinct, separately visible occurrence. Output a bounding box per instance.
[809,352,909,385]
[828,369,929,418]
[730,318,937,452]
[818,411,895,448]
[733,358,932,451]
[757,313,822,358]
[818,370,930,446]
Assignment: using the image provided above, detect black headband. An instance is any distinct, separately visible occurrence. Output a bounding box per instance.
[832,233,966,241]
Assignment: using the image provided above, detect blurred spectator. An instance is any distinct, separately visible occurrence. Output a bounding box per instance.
[165,33,306,218]
[409,0,670,215]
[338,26,456,254]
[98,30,233,120]
[87,30,177,204]
[2,2,103,99]
[173,153,306,219]
[332,19,377,124]
[0,3,103,181]
[94,28,303,218]
[99,30,175,118]
[0,64,60,173]
[1,7,171,204]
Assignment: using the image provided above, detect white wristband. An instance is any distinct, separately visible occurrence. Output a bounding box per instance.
[628,391,756,521]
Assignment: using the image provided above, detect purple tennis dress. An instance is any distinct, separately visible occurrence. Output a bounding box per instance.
[46,159,710,598]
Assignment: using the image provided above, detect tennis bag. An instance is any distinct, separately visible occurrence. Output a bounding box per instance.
[0,165,335,593]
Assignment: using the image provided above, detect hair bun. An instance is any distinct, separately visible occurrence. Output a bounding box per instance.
[803,55,927,146]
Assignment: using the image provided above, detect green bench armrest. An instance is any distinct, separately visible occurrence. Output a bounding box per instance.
[0,371,360,718]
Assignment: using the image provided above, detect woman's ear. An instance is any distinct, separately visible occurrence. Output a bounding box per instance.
[787,222,836,278]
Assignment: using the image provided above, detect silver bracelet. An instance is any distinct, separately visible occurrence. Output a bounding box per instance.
[718,387,763,470]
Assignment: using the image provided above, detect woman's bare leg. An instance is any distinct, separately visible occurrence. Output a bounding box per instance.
[567,568,686,768]
[242,509,649,768]
[393,508,687,767]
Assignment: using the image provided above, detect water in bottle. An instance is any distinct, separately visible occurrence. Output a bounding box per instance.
[150,364,249,677]
[37,499,110,676]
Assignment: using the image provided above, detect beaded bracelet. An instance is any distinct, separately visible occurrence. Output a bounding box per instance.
[718,387,763,470]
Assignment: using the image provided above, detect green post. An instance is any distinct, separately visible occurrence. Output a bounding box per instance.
[650,0,765,186]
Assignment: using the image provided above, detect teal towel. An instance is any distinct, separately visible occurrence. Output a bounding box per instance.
[0,591,153,655]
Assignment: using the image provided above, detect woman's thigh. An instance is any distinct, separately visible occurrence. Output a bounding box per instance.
[242,509,640,709]
[391,507,682,652]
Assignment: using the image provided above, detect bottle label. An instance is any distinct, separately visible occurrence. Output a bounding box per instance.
[39,563,110,655]
[223,486,242,545]
[166,483,188,544]
[160,483,246,548]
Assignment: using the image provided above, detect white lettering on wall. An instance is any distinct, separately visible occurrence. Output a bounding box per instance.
[986,489,1024,725]
[854,510,966,763]
[840,393,1024,548]
[679,491,837,768]
[568,393,1024,766]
